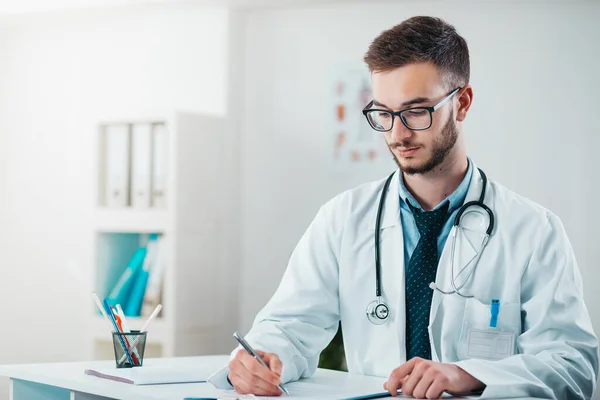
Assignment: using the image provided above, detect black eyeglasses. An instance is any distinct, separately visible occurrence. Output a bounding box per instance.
[362,87,462,132]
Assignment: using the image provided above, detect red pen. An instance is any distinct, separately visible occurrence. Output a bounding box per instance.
[111,307,140,365]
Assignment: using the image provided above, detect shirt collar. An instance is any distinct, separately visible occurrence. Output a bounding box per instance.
[398,158,474,213]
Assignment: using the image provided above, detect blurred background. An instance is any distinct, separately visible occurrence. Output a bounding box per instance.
[0,0,599,398]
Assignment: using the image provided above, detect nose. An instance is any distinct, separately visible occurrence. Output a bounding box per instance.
[389,115,413,142]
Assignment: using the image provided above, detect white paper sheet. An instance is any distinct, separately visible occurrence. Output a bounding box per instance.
[85,364,214,385]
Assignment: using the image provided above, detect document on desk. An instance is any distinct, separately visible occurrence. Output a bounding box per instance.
[186,385,395,400]
[281,380,393,399]
[187,382,463,400]
[194,375,399,399]
[85,364,214,385]
[185,383,397,400]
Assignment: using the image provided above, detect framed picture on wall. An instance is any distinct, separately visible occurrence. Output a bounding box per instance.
[328,62,394,175]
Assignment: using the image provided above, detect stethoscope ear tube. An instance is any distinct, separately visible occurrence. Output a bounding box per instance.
[453,200,494,235]
[368,172,396,324]
[453,169,494,235]
[374,173,396,298]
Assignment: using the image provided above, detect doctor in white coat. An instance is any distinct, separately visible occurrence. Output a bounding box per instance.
[222,16,599,399]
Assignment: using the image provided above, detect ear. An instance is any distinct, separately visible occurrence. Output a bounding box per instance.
[455,85,473,122]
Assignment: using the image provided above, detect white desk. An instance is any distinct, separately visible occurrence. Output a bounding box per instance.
[0,356,540,400]
[0,355,394,400]
[0,356,230,400]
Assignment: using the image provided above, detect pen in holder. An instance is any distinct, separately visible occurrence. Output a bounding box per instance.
[112,330,147,368]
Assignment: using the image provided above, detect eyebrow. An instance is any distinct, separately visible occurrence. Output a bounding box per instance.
[372,96,431,109]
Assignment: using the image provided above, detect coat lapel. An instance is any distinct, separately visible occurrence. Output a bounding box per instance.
[367,170,407,367]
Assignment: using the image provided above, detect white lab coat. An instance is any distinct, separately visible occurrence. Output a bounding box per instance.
[221,167,599,399]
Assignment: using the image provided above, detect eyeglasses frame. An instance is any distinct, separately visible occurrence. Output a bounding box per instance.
[362,87,463,132]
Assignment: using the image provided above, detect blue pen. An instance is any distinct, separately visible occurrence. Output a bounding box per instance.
[490,298,500,328]
[103,299,135,365]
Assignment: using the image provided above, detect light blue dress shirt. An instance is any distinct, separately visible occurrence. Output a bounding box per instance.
[398,159,473,266]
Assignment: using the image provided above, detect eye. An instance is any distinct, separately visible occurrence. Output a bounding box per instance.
[376,112,392,119]
[407,109,427,116]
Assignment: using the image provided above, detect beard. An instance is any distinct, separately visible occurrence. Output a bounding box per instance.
[389,111,458,175]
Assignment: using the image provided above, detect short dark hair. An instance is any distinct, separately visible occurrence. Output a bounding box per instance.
[364,16,470,90]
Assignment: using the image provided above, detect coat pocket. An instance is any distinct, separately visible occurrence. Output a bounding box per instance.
[457,297,521,361]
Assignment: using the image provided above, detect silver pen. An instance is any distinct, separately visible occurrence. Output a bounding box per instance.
[233,332,290,396]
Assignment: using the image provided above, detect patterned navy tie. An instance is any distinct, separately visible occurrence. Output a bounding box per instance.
[405,202,449,360]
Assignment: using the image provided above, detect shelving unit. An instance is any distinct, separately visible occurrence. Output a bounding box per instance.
[93,209,169,233]
[86,111,232,360]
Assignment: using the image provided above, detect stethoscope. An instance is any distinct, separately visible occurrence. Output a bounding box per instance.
[366,168,495,325]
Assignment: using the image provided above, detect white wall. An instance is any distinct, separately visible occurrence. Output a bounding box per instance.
[0,3,229,397]
[239,0,600,388]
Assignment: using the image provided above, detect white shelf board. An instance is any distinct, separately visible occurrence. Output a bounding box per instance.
[93,208,169,233]
[89,315,170,345]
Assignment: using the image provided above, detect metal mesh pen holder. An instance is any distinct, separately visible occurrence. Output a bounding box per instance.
[112,330,147,368]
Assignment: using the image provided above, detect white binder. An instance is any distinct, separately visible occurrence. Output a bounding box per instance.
[104,124,130,208]
[131,123,152,208]
[151,123,168,208]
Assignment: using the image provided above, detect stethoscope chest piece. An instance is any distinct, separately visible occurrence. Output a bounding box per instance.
[366,298,389,325]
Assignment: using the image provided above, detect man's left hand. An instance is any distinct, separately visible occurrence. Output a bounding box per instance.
[384,357,485,399]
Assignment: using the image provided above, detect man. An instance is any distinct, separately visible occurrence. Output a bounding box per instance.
[221,16,599,399]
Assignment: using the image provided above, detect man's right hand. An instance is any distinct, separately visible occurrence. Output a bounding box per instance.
[228,349,283,396]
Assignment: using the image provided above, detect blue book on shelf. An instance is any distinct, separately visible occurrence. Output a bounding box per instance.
[107,248,147,308]
[124,235,158,316]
